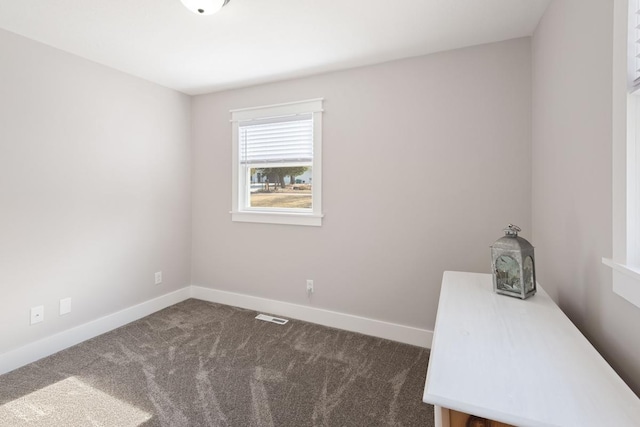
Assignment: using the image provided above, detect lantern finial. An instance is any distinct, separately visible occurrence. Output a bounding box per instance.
[503,224,521,236]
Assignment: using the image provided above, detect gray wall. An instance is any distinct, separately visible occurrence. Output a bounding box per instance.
[532,0,640,394]
[191,38,532,331]
[6,1,640,396]
[0,29,192,354]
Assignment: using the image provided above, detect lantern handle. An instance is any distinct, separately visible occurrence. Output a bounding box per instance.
[504,224,521,236]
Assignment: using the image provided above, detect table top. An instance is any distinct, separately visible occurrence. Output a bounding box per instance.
[423,271,640,427]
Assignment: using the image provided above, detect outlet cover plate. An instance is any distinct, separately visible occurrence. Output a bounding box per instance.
[60,297,71,315]
[30,305,44,325]
[155,271,162,285]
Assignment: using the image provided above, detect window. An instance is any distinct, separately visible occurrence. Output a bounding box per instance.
[230,99,323,226]
[604,0,640,308]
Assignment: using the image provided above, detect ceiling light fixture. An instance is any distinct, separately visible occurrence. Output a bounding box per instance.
[180,0,231,15]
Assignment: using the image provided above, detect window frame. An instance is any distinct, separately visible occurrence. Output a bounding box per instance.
[230,99,324,226]
[603,0,640,308]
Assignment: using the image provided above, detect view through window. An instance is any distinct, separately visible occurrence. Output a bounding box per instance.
[249,166,312,209]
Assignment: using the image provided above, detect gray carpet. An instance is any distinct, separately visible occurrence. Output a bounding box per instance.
[0,299,434,426]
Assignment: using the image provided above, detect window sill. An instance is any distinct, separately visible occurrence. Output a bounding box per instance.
[602,258,640,308]
[231,211,323,226]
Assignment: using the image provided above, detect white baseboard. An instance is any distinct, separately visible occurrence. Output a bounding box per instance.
[0,287,192,376]
[0,285,433,376]
[191,286,433,348]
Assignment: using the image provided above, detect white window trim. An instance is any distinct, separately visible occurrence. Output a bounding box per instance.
[230,99,324,227]
[604,0,640,308]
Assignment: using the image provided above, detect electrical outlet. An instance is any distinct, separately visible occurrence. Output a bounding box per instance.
[155,271,162,285]
[306,279,314,294]
[60,298,71,315]
[30,305,44,325]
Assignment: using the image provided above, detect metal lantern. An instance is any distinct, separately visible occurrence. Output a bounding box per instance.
[490,224,536,299]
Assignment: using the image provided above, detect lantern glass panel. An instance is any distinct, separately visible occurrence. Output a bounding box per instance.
[524,256,534,292]
[495,255,521,293]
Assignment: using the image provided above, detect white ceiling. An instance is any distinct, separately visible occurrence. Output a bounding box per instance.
[0,0,551,95]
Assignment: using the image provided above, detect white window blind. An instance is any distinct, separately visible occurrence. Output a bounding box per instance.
[239,114,313,165]
[630,0,640,92]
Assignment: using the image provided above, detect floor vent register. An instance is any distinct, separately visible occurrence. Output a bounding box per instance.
[255,314,289,325]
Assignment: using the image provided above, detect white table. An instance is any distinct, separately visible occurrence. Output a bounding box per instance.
[423,271,640,427]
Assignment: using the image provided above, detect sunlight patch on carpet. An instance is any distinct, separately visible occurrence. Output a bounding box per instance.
[0,376,152,426]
